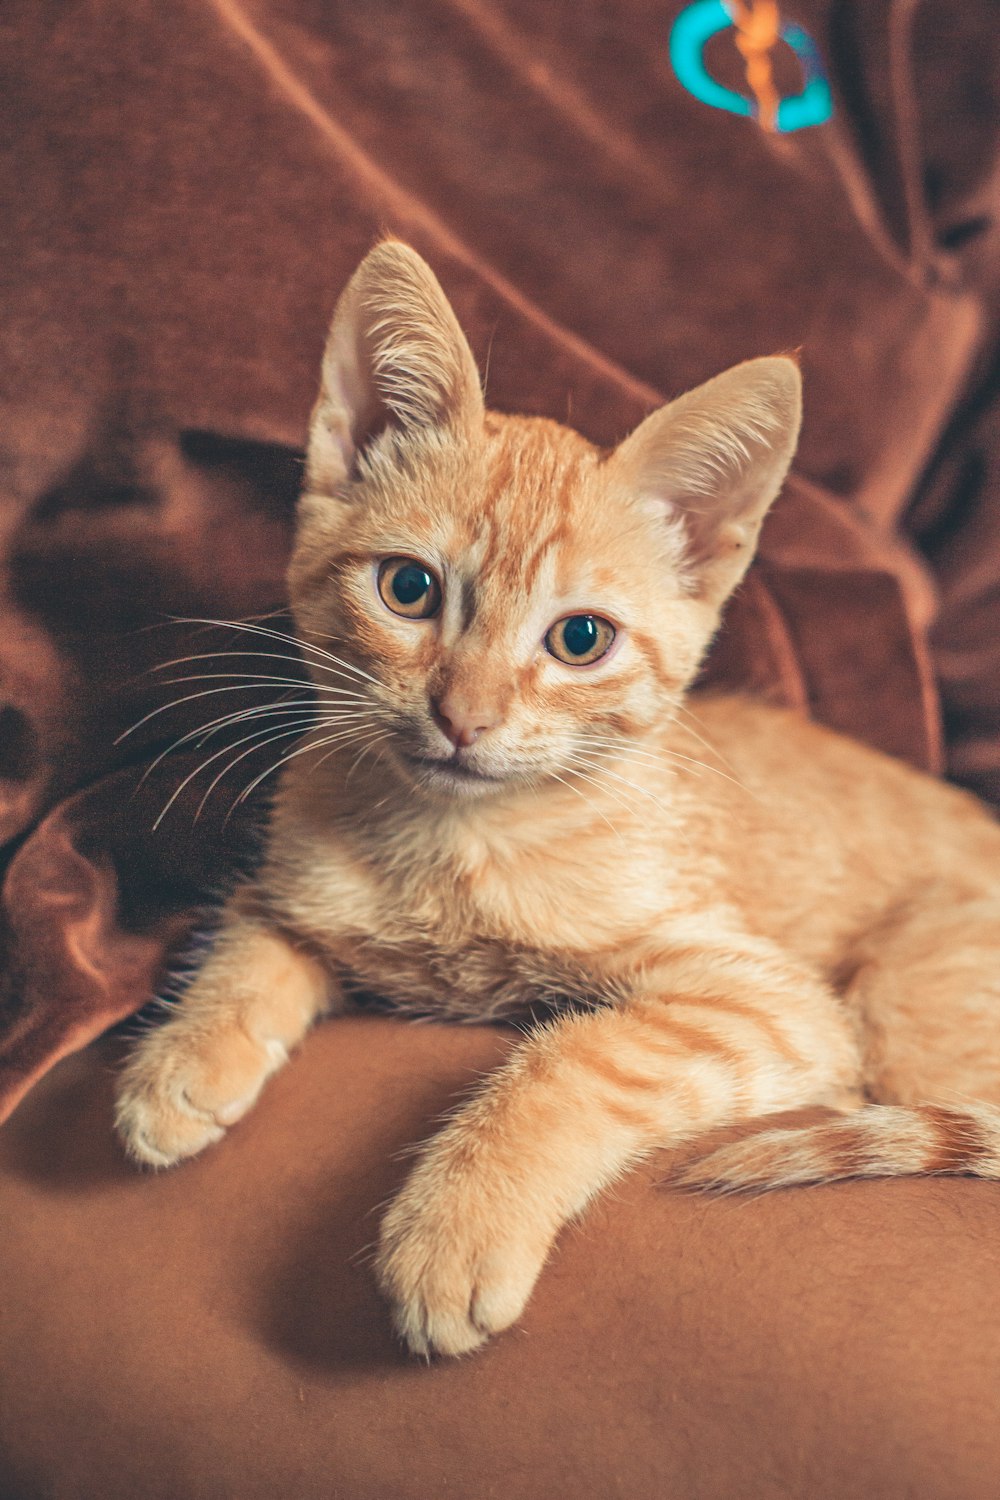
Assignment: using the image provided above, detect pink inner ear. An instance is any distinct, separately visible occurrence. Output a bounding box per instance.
[314,315,380,478]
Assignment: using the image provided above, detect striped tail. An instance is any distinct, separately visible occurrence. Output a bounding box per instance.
[676,1102,1000,1192]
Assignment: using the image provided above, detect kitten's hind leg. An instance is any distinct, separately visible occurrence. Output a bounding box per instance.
[849,891,1000,1109]
[115,910,331,1167]
[678,891,1000,1190]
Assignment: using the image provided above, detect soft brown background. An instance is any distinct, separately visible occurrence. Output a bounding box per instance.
[1,2,999,1494]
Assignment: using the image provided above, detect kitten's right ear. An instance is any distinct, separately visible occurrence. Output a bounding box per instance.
[305,241,484,494]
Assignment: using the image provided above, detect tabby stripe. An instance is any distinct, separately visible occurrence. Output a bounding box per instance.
[680,1103,1000,1191]
[596,1094,669,1132]
[645,1010,747,1067]
[628,628,683,697]
[920,1105,996,1172]
[823,1121,884,1179]
[566,1044,704,1132]
[635,995,800,1070]
[520,512,573,593]
[661,994,803,1065]
[568,1048,673,1096]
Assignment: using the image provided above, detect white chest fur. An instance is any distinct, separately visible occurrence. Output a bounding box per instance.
[260,797,675,1021]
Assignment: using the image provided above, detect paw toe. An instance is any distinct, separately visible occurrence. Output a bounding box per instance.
[376,1221,543,1358]
[115,1089,226,1168]
[114,1027,278,1167]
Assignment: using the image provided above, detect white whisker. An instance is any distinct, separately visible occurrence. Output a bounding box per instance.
[575,733,679,775]
[120,683,328,745]
[164,616,384,689]
[149,701,378,824]
[661,748,756,797]
[343,730,393,785]
[232,720,383,809]
[191,721,331,821]
[577,731,753,798]
[673,703,743,776]
[556,756,648,824]
[154,649,375,695]
[152,719,322,830]
[572,749,674,819]
[186,701,323,751]
[549,764,626,843]
[188,707,385,821]
[137,704,319,788]
[156,671,367,702]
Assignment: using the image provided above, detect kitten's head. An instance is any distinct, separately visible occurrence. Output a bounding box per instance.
[289,241,800,801]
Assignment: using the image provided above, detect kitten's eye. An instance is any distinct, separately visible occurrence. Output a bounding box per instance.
[545,614,616,666]
[377,557,442,619]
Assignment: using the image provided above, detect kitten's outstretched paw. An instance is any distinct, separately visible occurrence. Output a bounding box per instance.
[374,1176,552,1358]
[114,1024,287,1168]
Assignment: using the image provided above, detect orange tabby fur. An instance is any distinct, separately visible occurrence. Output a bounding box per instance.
[115,242,1000,1358]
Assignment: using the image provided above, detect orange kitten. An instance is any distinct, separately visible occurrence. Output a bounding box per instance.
[115,241,1000,1358]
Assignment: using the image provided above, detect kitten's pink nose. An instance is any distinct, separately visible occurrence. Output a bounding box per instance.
[430,693,500,749]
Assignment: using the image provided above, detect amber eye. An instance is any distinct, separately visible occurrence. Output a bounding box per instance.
[544,614,616,666]
[377,557,442,619]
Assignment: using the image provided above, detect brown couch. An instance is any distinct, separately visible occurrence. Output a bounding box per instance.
[2,2,1000,1494]
[5,1019,1000,1499]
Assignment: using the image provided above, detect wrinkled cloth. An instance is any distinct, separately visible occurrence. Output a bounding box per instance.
[1,0,998,1121]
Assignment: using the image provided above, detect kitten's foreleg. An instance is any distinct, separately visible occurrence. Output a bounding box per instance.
[376,941,859,1357]
[115,910,332,1168]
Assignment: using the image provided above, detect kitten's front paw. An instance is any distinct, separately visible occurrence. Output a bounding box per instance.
[374,1170,554,1359]
[115,1023,287,1168]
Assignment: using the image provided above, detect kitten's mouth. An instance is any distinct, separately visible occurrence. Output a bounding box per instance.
[400,751,508,788]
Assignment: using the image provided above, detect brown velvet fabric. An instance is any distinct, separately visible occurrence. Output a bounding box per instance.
[4,1019,1000,1500]
[2,7,1000,1486]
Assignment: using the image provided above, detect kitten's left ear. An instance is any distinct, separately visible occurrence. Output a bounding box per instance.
[306,240,485,495]
[612,357,802,609]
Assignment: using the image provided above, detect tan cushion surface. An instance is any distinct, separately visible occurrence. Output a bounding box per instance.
[2,1015,1000,1500]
